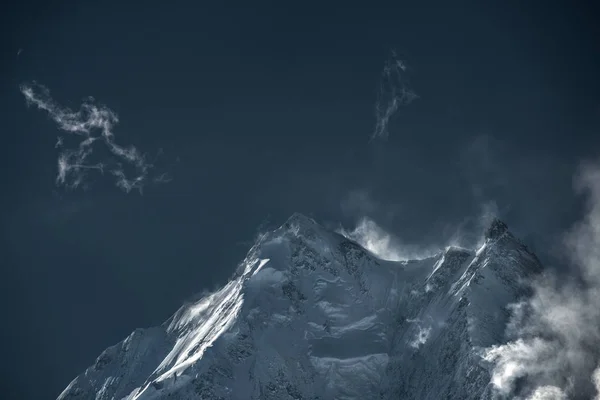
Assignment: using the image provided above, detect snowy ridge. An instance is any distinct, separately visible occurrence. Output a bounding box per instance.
[58,214,542,400]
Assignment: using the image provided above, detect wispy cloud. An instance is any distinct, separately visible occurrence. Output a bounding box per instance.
[370,50,418,142]
[484,159,600,399]
[340,189,402,222]
[338,217,438,261]
[20,81,171,193]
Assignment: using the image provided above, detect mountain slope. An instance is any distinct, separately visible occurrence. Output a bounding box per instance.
[58,214,542,400]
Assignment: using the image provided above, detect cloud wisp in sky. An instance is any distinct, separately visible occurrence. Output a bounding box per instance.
[484,159,600,399]
[370,50,418,142]
[20,81,171,193]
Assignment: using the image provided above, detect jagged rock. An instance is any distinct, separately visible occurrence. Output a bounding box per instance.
[58,214,542,400]
[485,218,509,240]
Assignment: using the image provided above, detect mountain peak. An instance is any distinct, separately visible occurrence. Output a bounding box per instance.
[484,218,509,240]
[281,213,323,236]
[58,213,545,400]
[284,212,317,227]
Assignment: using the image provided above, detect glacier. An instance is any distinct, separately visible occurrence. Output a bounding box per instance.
[58,213,542,400]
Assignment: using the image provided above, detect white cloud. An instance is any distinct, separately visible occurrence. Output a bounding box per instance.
[370,50,418,142]
[593,367,600,400]
[338,217,437,261]
[20,81,171,193]
[484,159,600,399]
[526,386,567,400]
[409,325,432,349]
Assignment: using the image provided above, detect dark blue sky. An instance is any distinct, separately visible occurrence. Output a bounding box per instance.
[1,0,599,398]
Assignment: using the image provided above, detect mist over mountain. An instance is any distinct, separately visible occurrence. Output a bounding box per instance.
[59,214,552,400]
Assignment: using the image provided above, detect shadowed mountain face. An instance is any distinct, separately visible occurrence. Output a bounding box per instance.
[58,214,542,400]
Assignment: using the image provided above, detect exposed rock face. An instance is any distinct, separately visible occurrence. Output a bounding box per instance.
[484,218,509,240]
[58,214,542,400]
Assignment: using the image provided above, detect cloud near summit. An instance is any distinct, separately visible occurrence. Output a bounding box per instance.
[339,217,437,261]
[484,159,600,399]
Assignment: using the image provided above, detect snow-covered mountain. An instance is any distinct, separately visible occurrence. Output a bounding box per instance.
[58,214,542,400]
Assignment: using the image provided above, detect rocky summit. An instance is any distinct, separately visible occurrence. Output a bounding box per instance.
[58,213,543,400]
